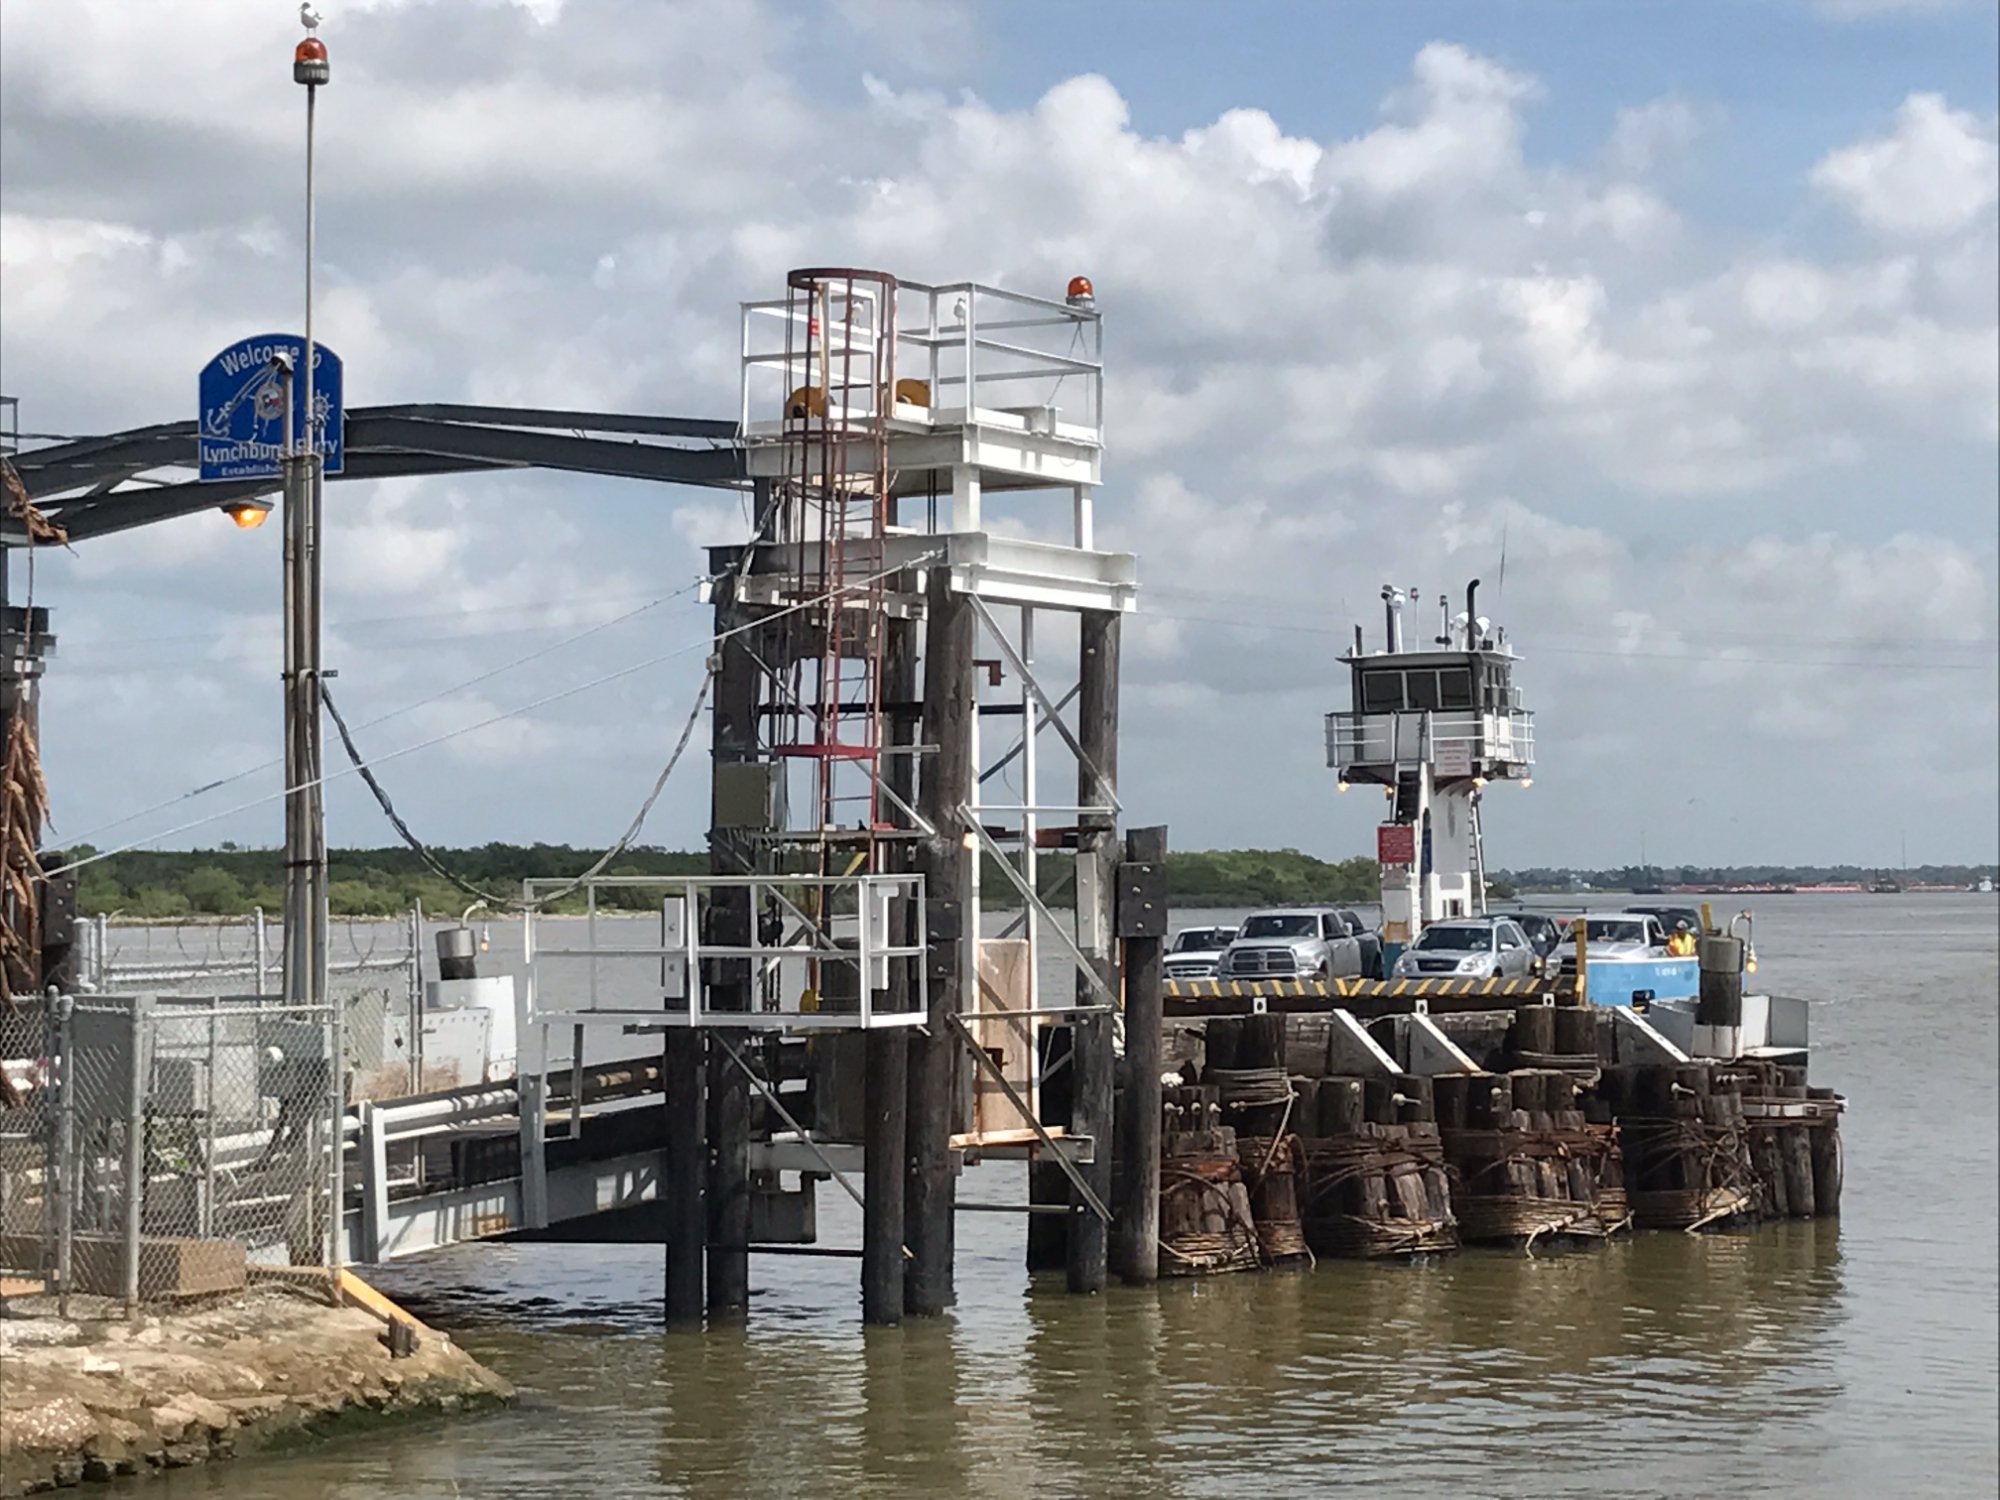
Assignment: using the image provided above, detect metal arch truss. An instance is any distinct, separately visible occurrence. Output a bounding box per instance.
[4,404,746,545]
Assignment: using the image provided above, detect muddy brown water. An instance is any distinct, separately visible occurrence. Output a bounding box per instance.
[110,895,1996,1498]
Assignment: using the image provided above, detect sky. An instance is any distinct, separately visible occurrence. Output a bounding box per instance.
[1,0,1995,873]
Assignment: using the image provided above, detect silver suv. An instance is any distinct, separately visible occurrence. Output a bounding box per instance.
[1219,909,1364,980]
[1391,918,1536,979]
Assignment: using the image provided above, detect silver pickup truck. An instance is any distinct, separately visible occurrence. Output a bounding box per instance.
[1218,908,1364,980]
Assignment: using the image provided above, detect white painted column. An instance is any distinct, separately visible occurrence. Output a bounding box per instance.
[1020,605,1039,1116]
[952,463,981,532]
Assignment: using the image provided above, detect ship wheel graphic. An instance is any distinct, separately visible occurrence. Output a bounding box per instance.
[255,380,288,423]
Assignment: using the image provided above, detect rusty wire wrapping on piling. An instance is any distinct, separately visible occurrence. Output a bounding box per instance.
[1444,1124,1632,1245]
[1618,1115,1755,1231]
[1159,1139,1261,1276]
[1298,1131,1457,1258]
[1235,1134,1312,1265]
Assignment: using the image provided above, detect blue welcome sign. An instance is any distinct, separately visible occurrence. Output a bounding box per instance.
[197,334,344,481]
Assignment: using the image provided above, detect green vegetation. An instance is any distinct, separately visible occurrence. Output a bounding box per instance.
[54,843,1382,917]
[56,843,708,919]
[52,844,1992,920]
[1164,849,1381,907]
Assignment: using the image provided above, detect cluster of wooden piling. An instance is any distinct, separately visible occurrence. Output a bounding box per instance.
[1159,1005,1843,1280]
[1156,1112,1261,1277]
[1436,1005,1627,1245]
[1296,1113,1456,1259]
[1203,1016,1459,1264]
[1593,1062,1753,1230]
[1745,1067,1844,1221]
[1595,1058,1842,1229]
[1438,1070,1626,1245]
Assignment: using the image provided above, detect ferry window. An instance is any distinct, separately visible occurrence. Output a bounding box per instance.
[1361,672,1403,712]
[1406,671,1442,710]
[1438,668,1472,709]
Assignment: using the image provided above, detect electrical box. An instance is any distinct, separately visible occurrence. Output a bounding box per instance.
[418,1007,492,1089]
[70,1004,143,1122]
[924,899,961,983]
[713,761,784,831]
[152,1056,210,1115]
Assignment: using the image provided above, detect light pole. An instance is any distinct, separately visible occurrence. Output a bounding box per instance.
[286,10,337,1267]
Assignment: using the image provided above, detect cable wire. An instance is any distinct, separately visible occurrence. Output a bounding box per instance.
[310,517,781,911]
[52,580,708,853]
[322,668,711,911]
[40,549,942,882]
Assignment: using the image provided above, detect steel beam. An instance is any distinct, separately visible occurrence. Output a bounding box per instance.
[7,405,748,544]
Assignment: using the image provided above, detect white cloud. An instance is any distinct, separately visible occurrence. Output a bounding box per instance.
[1812,92,2000,236]
[1603,97,1710,178]
[1,15,1994,864]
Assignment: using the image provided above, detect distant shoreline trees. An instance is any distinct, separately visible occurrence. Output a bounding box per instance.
[47,843,1996,919]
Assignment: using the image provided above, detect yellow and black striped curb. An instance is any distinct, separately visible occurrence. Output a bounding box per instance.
[1162,976,1561,1001]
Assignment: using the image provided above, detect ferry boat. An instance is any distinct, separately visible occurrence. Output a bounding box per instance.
[1556,912,1700,1008]
[1327,581,1805,1063]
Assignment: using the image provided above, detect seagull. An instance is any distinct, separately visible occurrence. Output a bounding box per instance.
[301,3,322,29]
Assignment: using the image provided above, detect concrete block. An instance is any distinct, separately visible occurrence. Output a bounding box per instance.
[0,1233,247,1299]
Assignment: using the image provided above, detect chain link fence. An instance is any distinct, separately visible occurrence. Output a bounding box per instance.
[76,909,425,1102]
[0,990,339,1310]
[0,993,57,1283]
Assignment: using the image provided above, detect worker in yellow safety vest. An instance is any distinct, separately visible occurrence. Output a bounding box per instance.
[1666,920,1697,958]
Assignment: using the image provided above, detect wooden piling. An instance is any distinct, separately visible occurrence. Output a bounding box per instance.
[1318,1077,1364,1136]
[1237,1134,1310,1267]
[1027,1026,1074,1271]
[1159,1127,1259,1276]
[1066,607,1120,1296]
[1433,1073,1471,1131]
[1295,1064,1456,1259]
[1808,1087,1844,1215]
[663,1028,705,1327]
[1552,1004,1596,1062]
[907,571,973,1316]
[1618,1062,1756,1230]
[1204,1017,1244,1074]
[1467,1072,1512,1130]
[1292,1077,1322,1131]
[1112,825,1168,1286]
[1443,1068,1626,1246]
[861,617,916,1325]
[1508,1005,1556,1065]
[1777,1084,1816,1218]
[1755,1124,1789,1218]
[704,586,760,1320]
